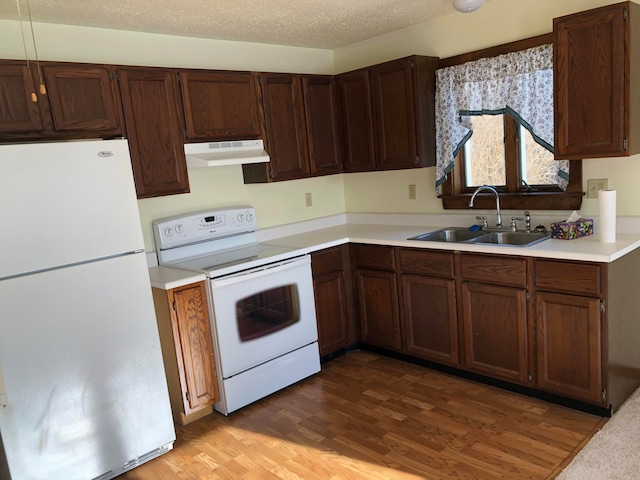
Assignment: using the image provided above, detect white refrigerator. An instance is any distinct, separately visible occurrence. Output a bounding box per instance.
[0,139,175,480]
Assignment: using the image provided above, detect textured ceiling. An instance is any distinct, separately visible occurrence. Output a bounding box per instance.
[0,0,471,49]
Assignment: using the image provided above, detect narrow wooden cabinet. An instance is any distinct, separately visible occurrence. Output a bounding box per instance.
[153,281,219,425]
[352,244,402,351]
[0,60,123,139]
[554,1,640,158]
[0,62,43,134]
[460,254,531,385]
[337,55,438,172]
[117,67,190,198]
[534,259,605,404]
[336,70,376,172]
[311,245,353,357]
[398,249,459,366]
[302,75,343,176]
[255,73,310,181]
[178,70,262,141]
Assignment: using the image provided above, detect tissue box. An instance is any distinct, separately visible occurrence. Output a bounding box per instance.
[550,218,593,240]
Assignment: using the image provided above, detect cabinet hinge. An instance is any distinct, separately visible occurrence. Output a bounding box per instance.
[526,291,530,302]
[415,155,420,165]
[600,300,605,313]
[172,301,177,311]
[624,7,628,21]
[527,372,532,383]
[176,72,181,83]
[602,389,607,402]
[114,71,119,81]
[185,391,190,402]
[623,138,628,151]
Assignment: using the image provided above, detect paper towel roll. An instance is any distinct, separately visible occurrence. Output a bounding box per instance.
[598,189,617,243]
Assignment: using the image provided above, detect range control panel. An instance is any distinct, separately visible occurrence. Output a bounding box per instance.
[153,206,256,250]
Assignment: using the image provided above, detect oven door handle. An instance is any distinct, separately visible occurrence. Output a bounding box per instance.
[211,256,309,288]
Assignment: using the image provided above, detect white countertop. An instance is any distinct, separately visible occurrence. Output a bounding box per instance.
[148,214,640,289]
[265,222,640,263]
[148,265,206,290]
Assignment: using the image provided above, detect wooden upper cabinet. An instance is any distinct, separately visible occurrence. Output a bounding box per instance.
[258,73,310,181]
[0,62,44,134]
[117,67,190,198]
[370,58,419,170]
[0,60,123,138]
[43,63,122,134]
[302,75,342,176]
[554,2,640,158]
[178,70,262,141]
[337,55,437,172]
[336,70,376,172]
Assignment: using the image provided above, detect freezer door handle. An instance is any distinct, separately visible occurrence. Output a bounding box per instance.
[0,363,7,407]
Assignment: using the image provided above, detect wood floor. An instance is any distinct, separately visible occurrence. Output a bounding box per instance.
[119,351,605,480]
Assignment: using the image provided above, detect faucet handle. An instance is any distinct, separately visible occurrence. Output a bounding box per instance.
[475,215,488,228]
[510,216,524,231]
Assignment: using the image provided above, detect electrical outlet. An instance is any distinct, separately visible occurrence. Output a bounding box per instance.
[408,184,417,200]
[305,192,312,207]
[587,178,609,198]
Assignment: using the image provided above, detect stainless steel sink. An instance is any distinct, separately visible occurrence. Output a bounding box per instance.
[408,227,551,247]
[467,231,551,247]
[408,227,487,243]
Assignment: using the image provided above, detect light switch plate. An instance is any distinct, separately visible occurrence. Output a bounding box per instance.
[587,178,608,198]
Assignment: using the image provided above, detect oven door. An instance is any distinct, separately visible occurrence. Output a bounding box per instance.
[208,255,318,378]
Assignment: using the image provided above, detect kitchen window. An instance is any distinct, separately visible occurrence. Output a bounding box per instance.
[436,34,583,211]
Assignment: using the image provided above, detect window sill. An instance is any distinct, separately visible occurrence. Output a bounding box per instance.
[440,191,583,211]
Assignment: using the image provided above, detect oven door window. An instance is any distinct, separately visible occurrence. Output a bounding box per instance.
[236,284,300,341]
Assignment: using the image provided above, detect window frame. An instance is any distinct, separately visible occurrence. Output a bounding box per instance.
[438,33,583,211]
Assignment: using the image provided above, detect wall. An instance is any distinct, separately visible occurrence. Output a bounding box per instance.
[3,0,640,251]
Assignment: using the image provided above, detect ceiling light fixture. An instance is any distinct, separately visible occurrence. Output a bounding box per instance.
[452,0,485,13]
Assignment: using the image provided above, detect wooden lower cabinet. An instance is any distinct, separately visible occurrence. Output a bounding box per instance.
[399,249,459,365]
[535,291,603,404]
[152,281,219,425]
[352,244,402,351]
[311,246,353,357]
[461,281,530,384]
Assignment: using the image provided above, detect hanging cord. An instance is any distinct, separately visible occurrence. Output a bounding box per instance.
[15,0,37,102]
[25,0,46,95]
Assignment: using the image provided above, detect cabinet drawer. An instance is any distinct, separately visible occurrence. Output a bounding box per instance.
[460,253,527,287]
[312,246,343,276]
[399,248,455,278]
[351,244,395,271]
[535,260,602,296]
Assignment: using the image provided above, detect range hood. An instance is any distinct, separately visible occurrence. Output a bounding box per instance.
[184,139,270,168]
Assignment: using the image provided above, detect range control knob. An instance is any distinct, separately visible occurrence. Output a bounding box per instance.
[246,212,255,222]
[237,213,245,222]
[175,223,184,233]
[164,227,175,237]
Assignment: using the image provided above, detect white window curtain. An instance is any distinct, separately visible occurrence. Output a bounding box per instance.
[435,44,569,190]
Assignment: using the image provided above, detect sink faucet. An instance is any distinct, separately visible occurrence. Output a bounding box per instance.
[469,185,502,228]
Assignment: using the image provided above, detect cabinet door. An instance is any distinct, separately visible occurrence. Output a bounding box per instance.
[355,268,401,351]
[336,70,376,172]
[401,274,459,365]
[43,63,122,134]
[302,75,342,176]
[259,73,310,181]
[370,58,418,170]
[118,68,190,198]
[170,282,219,413]
[0,63,44,133]
[535,291,603,404]
[179,71,261,140]
[313,271,350,356]
[554,3,629,158]
[461,282,529,384]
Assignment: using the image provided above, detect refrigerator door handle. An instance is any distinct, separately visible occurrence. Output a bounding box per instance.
[0,363,7,407]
